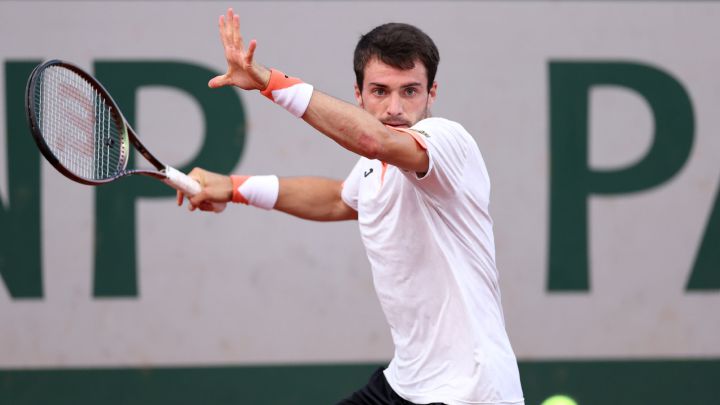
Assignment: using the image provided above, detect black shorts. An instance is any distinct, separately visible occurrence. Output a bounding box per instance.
[336,367,446,405]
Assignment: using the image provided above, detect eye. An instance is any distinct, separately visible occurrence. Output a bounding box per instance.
[371,88,386,96]
[404,87,418,97]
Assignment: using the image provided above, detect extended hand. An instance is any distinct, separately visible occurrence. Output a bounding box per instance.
[209,8,271,91]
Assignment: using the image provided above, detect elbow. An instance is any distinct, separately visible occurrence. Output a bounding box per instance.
[356,131,385,160]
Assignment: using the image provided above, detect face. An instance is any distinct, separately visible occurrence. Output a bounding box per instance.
[355,58,437,128]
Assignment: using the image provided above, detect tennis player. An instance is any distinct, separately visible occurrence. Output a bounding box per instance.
[179,8,524,405]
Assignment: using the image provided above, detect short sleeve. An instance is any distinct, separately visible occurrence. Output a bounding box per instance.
[402,118,473,198]
[341,158,364,211]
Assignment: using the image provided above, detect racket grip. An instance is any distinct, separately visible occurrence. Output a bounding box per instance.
[164,166,226,213]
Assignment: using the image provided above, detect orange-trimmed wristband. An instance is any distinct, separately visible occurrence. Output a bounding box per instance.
[260,69,313,118]
[231,175,250,204]
[229,174,280,210]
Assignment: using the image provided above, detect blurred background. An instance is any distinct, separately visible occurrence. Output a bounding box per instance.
[1,1,718,404]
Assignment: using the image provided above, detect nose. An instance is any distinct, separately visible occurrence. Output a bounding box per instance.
[385,92,404,117]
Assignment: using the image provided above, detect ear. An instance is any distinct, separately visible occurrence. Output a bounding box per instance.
[427,81,438,108]
[354,83,363,107]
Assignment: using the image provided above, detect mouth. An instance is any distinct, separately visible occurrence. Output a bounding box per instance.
[383,121,411,129]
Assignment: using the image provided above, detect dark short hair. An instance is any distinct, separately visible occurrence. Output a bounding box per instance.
[353,23,440,91]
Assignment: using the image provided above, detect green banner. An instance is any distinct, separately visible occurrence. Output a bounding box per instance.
[2,360,719,405]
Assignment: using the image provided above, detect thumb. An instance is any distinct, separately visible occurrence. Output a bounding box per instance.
[208,74,230,88]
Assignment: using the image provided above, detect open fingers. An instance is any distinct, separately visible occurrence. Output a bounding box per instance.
[232,13,241,48]
[245,39,257,65]
[219,9,247,56]
[220,10,234,48]
[219,14,233,51]
[222,8,242,49]
[213,8,266,90]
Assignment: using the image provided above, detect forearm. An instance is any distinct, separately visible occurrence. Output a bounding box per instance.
[302,91,389,160]
[258,70,425,171]
[180,169,355,221]
[274,176,357,221]
[301,91,428,173]
[209,7,389,162]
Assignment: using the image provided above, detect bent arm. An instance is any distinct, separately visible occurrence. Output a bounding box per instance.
[210,8,428,173]
[301,91,429,174]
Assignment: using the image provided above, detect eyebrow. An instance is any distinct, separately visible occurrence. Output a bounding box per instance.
[368,82,423,89]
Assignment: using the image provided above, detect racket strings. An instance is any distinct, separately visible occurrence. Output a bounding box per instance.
[35,66,127,181]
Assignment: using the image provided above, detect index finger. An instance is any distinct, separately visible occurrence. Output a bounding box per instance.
[231,10,243,49]
[219,10,235,49]
[218,14,229,49]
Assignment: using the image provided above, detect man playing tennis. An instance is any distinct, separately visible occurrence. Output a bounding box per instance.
[179,8,524,405]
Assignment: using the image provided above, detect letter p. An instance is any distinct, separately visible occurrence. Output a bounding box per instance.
[548,61,694,291]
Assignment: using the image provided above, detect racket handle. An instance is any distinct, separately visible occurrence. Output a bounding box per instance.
[163,166,226,213]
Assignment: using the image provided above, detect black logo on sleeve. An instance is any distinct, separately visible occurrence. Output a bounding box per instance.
[364,168,374,177]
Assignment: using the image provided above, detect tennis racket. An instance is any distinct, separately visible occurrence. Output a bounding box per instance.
[25,59,225,212]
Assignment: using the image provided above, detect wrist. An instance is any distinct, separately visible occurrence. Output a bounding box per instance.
[230,175,279,210]
[260,69,313,118]
[223,175,234,202]
[257,65,272,91]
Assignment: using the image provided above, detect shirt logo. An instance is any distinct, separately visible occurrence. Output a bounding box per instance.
[364,168,374,177]
[415,129,430,138]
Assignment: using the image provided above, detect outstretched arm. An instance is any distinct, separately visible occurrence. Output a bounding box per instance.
[177,168,356,221]
[275,177,357,221]
[210,8,428,173]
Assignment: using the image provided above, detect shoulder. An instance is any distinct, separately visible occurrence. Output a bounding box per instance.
[411,117,477,156]
[412,117,467,131]
[412,117,473,142]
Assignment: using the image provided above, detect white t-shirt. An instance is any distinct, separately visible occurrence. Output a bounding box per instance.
[341,117,524,405]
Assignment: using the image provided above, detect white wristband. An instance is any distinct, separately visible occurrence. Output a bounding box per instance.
[231,175,279,210]
[260,69,313,118]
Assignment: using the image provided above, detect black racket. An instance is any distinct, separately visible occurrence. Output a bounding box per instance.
[25,59,225,211]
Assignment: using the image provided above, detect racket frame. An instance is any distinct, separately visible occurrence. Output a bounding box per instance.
[26,59,176,185]
[25,59,223,210]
